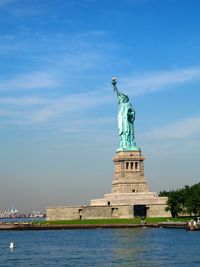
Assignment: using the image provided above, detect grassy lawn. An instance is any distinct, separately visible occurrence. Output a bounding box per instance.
[34,217,191,225]
[35,218,141,225]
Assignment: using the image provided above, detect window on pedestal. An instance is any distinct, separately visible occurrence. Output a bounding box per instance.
[135,162,139,170]
[130,162,133,169]
[126,162,129,170]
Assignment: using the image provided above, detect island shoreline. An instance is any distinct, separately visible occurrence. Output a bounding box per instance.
[0,222,187,230]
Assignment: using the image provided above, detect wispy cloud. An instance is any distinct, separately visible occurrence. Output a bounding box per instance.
[0,95,52,125]
[0,29,110,93]
[32,91,112,123]
[0,97,48,105]
[0,0,14,5]
[72,30,106,40]
[0,88,112,126]
[2,66,200,126]
[0,34,15,39]
[60,116,114,134]
[120,67,200,96]
[0,109,33,121]
[0,72,58,91]
[145,116,200,141]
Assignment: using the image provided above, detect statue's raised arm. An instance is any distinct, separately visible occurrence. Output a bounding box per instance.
[112,77,121,100]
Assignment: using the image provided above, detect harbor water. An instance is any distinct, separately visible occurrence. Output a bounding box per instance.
[0,228,200,266]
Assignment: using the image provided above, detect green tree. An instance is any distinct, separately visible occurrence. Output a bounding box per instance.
[159,183,200,217]
[165,190,184,217]
[185,183,200,217]
[159,187,189,217]
[159,190,169,197]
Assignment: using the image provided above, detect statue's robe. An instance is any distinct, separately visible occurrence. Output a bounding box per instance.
[118,102,135,148]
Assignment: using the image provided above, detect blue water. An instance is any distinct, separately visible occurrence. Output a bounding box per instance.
[0,228,200,266]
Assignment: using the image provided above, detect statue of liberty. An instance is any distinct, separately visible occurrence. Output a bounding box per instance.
[112,77,139,151]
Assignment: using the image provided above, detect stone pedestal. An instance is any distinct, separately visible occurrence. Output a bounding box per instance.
[90,149,170,218]
[112,150,149,193]
[46,150,171,220]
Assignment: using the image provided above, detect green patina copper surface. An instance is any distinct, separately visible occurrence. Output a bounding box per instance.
[112,77,139,151]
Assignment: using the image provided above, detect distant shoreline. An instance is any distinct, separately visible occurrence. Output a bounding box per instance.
[0,222,187,230]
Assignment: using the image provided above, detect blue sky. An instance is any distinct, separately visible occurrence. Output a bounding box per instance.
[0,0,200,212]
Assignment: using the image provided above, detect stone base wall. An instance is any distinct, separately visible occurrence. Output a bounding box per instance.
[46,205,133,221]
[91,192,168,205]
[146,204,171,218]
[90,192,170,218]
[46,206,81,221]
[46,204,170,221]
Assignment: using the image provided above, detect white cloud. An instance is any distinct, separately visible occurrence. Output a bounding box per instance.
[0,97,48,105]
[72,30,106,39]
[60,116,114,134]
[32,91,112,123]
[0,0,14,5]
[0,87,112,125]
[145,116,200,141]
[0,109,33,122]
[0,34,15,39]
[0,110,17,116]
[2,65,200,126]
[0,72,58,91]
[120,67,200,96]
[0,119,33,126]
[0,96,51,125]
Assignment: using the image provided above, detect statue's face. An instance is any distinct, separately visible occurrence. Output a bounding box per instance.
[120,94,129,103]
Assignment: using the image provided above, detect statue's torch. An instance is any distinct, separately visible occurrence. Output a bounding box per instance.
[112,76,117,90]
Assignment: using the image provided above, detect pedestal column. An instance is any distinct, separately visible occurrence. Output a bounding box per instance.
[112,150,149,193]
